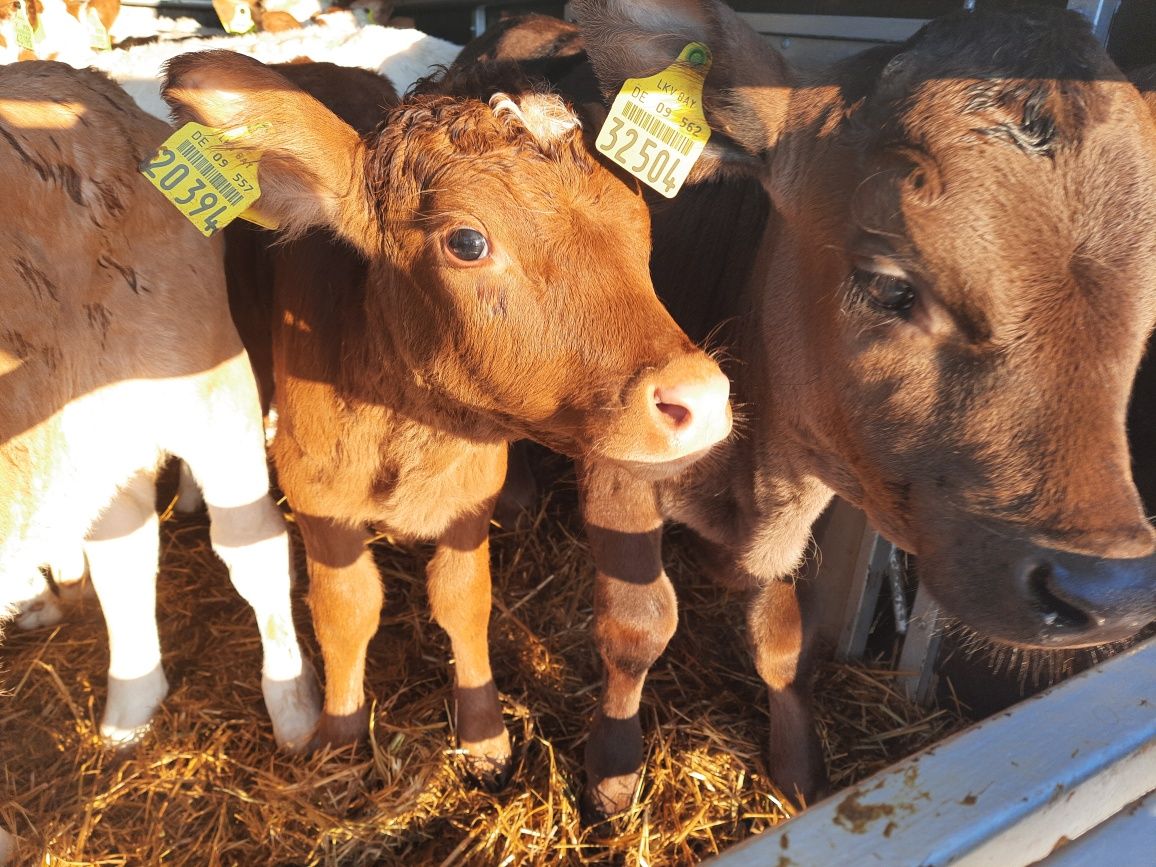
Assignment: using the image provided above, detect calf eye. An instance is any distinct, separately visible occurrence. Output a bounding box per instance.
[447,228,489,262]
[855,269,916,315]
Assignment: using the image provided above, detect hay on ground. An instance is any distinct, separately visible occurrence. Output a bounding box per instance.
[0,460,968,866]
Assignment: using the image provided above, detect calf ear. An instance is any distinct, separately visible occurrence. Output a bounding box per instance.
[162,50,376,250]
[572,0,791,180]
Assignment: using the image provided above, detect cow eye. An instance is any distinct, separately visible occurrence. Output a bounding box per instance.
[855,269,916,315]
[446,228,489,262]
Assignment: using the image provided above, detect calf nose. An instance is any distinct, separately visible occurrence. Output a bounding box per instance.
[1018,551,1156,642]
[649,364,732,456]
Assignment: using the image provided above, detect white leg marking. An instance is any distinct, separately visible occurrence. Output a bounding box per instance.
[85,469,169,746]
[173,356,320,750]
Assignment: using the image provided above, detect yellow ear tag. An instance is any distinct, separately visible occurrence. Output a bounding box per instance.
[220,1,256,35]
[239,205,279,230]
[86,6,111,50]
[595,42,712,198]
[14,0,37,51]
[139,122,265,238]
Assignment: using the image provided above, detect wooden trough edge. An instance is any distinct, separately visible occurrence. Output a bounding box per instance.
[705,635,1156,867]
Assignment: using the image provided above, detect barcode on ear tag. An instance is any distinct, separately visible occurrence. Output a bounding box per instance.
[139,122,264,238]
[595,43,713,199]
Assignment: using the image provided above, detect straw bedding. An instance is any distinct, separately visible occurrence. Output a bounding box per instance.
[0,457,969,866]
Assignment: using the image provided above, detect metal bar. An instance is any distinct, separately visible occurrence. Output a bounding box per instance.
[1067,0,1123,44]
[705,636,1156,867]
[737,13,929,44]
[896,583,942,705]
[836,529,886,659]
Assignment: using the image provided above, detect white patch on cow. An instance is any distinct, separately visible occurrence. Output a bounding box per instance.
[262,0,322,25]
[69,13,459,120]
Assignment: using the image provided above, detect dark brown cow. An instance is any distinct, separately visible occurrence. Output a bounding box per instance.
[539,0,1156,815]
[161,51,732,782]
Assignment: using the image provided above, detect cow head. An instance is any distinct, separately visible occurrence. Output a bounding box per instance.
[162,51,730,477]
[576,1,1156,647]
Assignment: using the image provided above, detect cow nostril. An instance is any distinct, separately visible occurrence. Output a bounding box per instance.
[656,400,691,428]
[1023,560,1093,630]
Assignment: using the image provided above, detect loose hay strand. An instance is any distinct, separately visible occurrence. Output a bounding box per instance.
[0,458,968,865]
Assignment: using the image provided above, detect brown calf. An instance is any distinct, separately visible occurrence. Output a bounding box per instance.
[161,51,732,782]
[551,1,1156,815]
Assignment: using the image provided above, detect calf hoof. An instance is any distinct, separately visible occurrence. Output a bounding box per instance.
[173,460,204,514]
[100,666,170,746]
[767,721,828,808]
[12,594,65,631]
[0,827,18,866]
[583,710,644,821]
[311,706,370,751]
[454,681,510,788]
[262,660,322,752]
[459,730,513,790]
[582,770,640,823]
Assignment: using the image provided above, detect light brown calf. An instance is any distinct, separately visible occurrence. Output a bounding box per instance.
[561,0,1156,815]
[0,61,319,852]
[161,51,732,782]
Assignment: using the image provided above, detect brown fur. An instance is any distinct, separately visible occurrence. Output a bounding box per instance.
[162,52,731,780]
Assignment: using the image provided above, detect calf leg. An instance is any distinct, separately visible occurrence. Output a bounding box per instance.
[10,546,88,631]
[427,504,510,787]
[297,513,381,747]
[579,461,674,819]
[169,357,319,751]
[746,577,826,806]
[85,469,169,745]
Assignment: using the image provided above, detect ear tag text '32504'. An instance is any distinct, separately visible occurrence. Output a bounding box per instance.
[595,43,712,198]
[140,122,266,238]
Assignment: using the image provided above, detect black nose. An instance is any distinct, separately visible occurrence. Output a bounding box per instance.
[1017,552,1156,642]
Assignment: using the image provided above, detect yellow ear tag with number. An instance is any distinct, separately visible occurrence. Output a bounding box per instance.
[86,6,112,50]
[595,43,712,198]
[140,122,265,238]
[14,0,38,51]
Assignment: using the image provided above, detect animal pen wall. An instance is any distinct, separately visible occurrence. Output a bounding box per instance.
[1,1,1154,865]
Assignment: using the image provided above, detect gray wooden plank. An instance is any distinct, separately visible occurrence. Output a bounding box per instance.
[706,636,1156,867]
[1039,788,1156,865]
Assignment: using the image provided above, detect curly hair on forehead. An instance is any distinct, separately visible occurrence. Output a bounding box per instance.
[359,72,598,223]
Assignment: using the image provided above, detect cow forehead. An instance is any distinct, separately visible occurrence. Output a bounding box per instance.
[852,76,1156,258]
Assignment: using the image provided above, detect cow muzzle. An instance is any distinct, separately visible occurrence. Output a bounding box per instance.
[595,353,732,479]
[1011,548,1156,647]
[918,524,1156,649]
